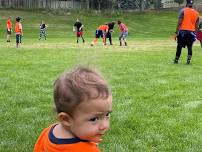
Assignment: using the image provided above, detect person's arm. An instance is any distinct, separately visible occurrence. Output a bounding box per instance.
[106,26,109,33]
[109,23,114,32]
[79,24,83,31]
[20,23,23,36]
[73,23,76,32]
[195,17,199,32]
[175,9,184,34]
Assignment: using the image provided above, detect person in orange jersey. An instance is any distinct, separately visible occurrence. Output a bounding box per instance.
[174,0,199,64]
[91,24,109,46]
[34,66,113,152]
[6,16,12,42]
[15,16,23,48]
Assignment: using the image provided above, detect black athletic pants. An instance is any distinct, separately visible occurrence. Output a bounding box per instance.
[175,30,195,60]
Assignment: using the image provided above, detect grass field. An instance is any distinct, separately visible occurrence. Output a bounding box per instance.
[1,9,202,152]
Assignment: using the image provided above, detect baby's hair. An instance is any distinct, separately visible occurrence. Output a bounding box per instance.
[117,20,121,24]
[54,66,111,116]
[16,17,21,22]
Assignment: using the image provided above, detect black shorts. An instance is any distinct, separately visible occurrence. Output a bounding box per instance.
[106,32,111,38]
[16,34,22,43]
[7,29,12,35]
[177,30,196,48]
[95,30,103,38]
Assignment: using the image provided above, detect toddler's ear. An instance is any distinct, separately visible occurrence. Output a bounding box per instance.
[57,112,73,127]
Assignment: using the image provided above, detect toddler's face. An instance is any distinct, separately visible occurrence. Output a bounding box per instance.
[70,95,112,143]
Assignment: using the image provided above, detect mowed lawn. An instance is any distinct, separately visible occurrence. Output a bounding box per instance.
[1,9,202,152]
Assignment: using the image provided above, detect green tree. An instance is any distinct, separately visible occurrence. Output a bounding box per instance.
[111,0,118,10]
[140,0,144,12]
[153,0,161,9]
[174,0,185,6]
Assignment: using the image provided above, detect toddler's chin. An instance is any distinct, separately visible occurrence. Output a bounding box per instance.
[90,137,103,143]
[80,135,104,143]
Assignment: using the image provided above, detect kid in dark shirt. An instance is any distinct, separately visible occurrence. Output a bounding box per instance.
[73,19,85,43]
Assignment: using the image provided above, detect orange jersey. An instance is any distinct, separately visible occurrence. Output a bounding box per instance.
[179,7,199,31]
[34,124,101,152]
[15,22,22,34]
[97,25,108,32]
[7,19,12,29]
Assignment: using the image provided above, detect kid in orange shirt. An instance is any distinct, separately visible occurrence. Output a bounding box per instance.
[6,16,12,42]
[91,24,109,46]
[34,66,113,152]
[15,17,23,48]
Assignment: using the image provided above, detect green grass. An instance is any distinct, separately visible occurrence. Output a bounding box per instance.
[1,9,202,152]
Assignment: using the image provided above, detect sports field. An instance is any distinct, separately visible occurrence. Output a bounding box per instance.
[1,9,202,152]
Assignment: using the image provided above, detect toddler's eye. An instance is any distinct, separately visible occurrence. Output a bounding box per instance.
[89,117,98,122]
[106,112,111,117]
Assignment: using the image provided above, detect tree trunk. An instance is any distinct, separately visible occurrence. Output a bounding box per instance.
[98,0,101,11]
[140,0,144,12]
[86,0,89,10]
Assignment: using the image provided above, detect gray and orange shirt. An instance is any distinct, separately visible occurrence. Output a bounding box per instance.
[15,22,22,35]
[178,7,199,32]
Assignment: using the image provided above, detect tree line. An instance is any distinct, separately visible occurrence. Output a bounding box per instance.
[0,0,185,11]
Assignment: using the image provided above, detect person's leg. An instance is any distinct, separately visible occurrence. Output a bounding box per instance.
[103,37,106,45]
[43,30,46,40]
[102,31,107,45]
[91,37,98,46]
[108,33,112,45]
[39,30,42,40]
[8,34,11,42]
[187,43,193,64]
[174,32,185,63]
[186,32,195,64]
[16,34,19,48]
[123,32,128,46]
[81,36,85,43]
[7,35,10,42]
[200,41,202,48]
[91,30,102,46]
[77,37,79,43]
[174,44,183,63]
[6,30,9,42]
[19,35,22,43]
[76,32,79,43]
[79,32,84,43]
[119,33,123,46]
[7,30,11,42]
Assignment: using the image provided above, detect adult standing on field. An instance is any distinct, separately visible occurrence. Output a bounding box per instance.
[117,20,128,46]
[174,0,199,64]
[73,18,85,43]
[106,21,115,45]
[6,16,12,42]
[39,20,47,40]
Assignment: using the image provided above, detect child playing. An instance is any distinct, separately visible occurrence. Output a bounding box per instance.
[91,24,109,46]
[73,18,85,43]
[117,20,128,46]
[39,20,46,40]
[34,66,112,152]
[15,16,23,48]
[6,16,12,42]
